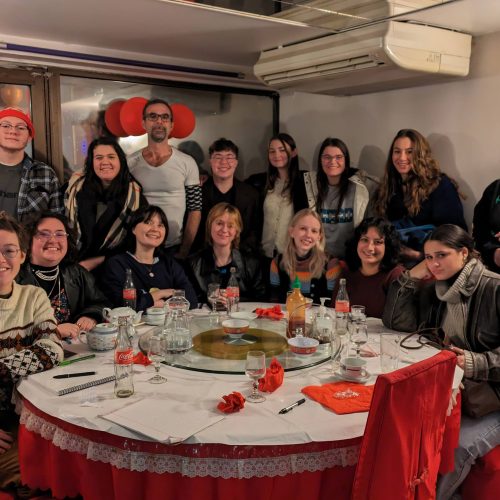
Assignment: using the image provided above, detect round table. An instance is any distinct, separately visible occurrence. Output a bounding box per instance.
[17,306,437,500]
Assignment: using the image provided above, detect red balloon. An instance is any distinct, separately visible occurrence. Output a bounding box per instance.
[104,100,127,137]
[120,97,148,136]
[171,103,195,139]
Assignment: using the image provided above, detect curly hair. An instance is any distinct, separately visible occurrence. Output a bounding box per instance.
[344,217,401,273]
[315,138,355,217]
[23,212,78,265]
[375,129,446,217]
[266,133,300,199]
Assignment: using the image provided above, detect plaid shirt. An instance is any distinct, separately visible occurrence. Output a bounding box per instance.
[17,154,63,222]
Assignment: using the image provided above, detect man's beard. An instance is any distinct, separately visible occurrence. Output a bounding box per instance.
[150,127,167,143]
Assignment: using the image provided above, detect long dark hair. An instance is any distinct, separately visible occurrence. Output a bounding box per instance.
[345,217,401,272]
[128,205,169,256]
[266,133,300,198]
[425,224,480,262]
[24,212,78,265]
[83,137,136,199]
[316,138,354,216]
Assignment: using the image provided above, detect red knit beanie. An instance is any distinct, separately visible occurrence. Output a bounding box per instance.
[0,108,35,137]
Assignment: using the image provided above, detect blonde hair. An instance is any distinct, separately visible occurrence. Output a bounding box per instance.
[281,208,326,280]
[205,202,243,249]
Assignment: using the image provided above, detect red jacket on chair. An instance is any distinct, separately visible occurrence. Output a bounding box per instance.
[351,350,457,500]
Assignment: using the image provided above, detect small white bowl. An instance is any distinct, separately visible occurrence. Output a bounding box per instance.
[288,336,319,355]
[230,311,258,321]
[222,319,250,337]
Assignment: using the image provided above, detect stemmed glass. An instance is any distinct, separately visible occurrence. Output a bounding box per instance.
[207,283,220,325]
[148,335,167,384]
[350,321,368,358]
[245,351,266,403]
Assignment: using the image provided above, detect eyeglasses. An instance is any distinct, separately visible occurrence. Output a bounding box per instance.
[145,113,171,122]
[211,154,237,163]
[0,122,29,133]
[0,246,21,259]
[321,154,344,163]
[34,230,68,241]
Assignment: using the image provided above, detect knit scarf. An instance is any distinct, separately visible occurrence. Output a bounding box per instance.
[435,258,483,345]
[65,171,142,251]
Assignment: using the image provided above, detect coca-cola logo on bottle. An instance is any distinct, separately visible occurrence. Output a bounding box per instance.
[123,289,137,300]
[115,349,133,364]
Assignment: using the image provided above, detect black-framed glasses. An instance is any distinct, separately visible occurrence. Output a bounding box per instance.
[0,122,29,133]
[321,154,344,163]
[34,230,68,241]
[145,113,171,122]
[399,327,453,351]
[211,154,237,162]
[0,246,21,259]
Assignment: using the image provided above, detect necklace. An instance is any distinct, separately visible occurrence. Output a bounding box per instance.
[33,265,59,281]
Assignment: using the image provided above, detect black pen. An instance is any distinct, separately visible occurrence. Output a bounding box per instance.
[53,371,96,379]
[279,398,306,414]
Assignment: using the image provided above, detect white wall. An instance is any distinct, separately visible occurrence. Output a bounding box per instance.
[280,30,500,228]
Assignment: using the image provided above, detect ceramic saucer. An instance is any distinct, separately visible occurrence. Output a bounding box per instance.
[334,370,371,384]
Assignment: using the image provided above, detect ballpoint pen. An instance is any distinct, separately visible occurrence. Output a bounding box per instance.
[59,354,96,367]
[279,398,306,414]
[53,371,96,379]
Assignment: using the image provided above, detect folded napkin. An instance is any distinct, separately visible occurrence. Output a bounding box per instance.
[255,305,284,320]
[133,351,152,366]
[217,391,245,414]
[302,382,374,414]
[258,358,284,393]
[360,344,378,357]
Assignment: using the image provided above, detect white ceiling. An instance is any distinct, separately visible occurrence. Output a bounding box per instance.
[0,0,499,77]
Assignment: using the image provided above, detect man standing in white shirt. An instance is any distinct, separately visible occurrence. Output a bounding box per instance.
[128,99,202,258]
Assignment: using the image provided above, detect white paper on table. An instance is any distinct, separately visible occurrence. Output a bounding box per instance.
[99,398,225,443]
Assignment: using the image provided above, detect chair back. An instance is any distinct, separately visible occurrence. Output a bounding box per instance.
[351,350,457,500]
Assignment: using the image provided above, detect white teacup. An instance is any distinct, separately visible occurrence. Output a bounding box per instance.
[145,307,166,326]
[340,357,368,379]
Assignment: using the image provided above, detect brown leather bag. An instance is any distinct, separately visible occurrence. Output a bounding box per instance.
[462,379,500,418]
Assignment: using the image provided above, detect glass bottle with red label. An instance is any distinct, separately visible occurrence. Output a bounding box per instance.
[114,316,134,398]
[123,268,137,311]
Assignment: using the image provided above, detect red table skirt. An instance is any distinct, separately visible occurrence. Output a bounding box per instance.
[19,400,360,500]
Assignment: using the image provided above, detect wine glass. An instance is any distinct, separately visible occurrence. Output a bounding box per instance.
[350,322,368,358]
[148,335,167,384]
[245,351,266,403]
[207,283,220,324]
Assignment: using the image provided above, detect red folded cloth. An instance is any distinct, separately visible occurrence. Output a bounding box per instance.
[255,305,284,320]
[217,391,246,413]
[258,357,284,393]
[302,382,374,414]
[133,351,152,366]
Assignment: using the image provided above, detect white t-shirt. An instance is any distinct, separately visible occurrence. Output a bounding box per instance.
[128,148,200,247]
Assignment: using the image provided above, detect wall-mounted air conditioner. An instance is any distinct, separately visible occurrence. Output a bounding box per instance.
[254,1,472,95]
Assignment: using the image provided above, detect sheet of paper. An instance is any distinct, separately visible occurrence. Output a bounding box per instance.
[100,398,225,443]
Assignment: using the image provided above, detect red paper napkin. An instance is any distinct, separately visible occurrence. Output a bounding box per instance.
[258,357,284,393]
[302,382,374,414]
[217,391,246,413]
[255,305,284,320]
[133,352,152,366]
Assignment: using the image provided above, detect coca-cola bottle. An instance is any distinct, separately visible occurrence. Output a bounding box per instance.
[123,268,137,311]
[226,267,240,313]
[114,316,134,398]
[335,278,350,314]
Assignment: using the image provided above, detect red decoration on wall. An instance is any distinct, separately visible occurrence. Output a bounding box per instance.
[104,100,127,137]
[120,97,148,136]
[171,103,196,139]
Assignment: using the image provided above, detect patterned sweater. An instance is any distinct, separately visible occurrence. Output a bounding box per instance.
[0,283,63,410]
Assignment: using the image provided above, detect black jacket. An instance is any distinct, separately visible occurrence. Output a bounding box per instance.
[17,263,110,323]
[187,247,267,304]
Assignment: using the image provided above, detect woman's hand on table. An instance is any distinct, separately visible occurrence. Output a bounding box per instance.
[151,289,174,305]
[57,323,80,339]
[76,316,97,331]
[0,428,14,453]
[449,345,465,369]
